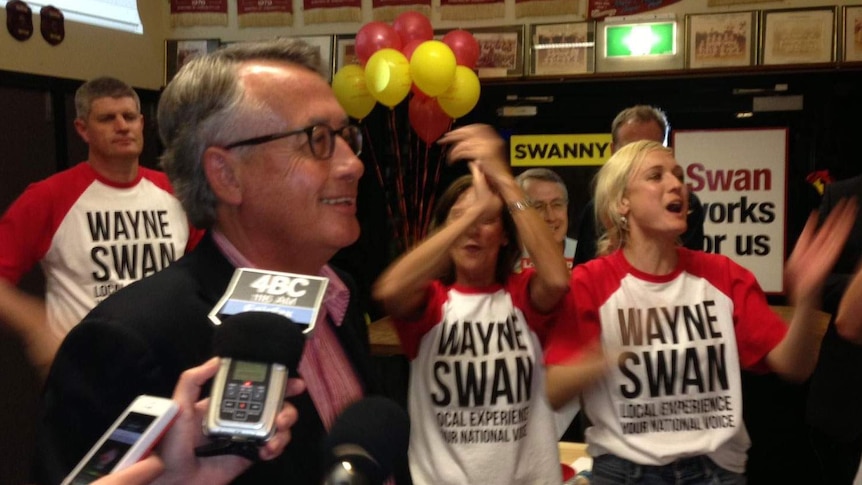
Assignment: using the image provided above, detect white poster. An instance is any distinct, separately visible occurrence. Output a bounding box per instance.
[674,129,787,293]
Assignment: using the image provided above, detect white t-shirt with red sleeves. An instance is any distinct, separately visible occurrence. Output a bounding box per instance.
[0,162,199,338]
[394,270,562,485]
[545,248,787,474]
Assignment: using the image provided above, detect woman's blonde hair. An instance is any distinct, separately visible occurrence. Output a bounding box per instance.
[594,140,673,256]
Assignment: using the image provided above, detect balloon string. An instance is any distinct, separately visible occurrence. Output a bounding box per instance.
[362,121,401,245]
[418,142,431,240]
[362,122,385,189]
[413,124,421,247]
[389,109,409,251]
[405,117,415,248]
[423,126,450,239]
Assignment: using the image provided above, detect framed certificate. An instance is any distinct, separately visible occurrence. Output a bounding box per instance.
[529,21,595,76]
[334,34,359,72]
[842,5,862,62]
[686,11,757,69]
[761,7,836,65]
[297,35,334,81]
[164,39,220,85]
[470,25,525,79]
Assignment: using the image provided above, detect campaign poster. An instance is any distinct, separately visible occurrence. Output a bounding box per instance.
[674,129,787,293]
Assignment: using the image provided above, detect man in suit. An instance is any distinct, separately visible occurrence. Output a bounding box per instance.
[515,168,578,271]
[807,174,862,484]
[574,105,704,264]
[33,39,389,485]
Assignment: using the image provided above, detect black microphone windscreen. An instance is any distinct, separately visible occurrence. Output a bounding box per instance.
[212,311,305,371]
[323,396,410,485]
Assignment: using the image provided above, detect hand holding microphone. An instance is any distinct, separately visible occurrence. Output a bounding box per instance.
[90,355,305,485]
[201,311,307,456]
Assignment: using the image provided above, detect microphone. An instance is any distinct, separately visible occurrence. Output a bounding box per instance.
[203,311,306,445]
[322,396,410,485]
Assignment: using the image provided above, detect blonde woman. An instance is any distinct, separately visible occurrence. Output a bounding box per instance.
[544,140,855,484]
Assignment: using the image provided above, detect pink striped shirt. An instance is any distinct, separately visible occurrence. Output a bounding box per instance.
[212,231,364,430]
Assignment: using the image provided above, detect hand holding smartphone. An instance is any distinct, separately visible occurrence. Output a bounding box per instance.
[61,395,179,485]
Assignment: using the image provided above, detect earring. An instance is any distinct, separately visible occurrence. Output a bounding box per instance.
[620,215,628,230]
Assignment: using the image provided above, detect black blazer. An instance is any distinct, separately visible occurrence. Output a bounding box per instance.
[33,233,376,485]
[807,175,862,441]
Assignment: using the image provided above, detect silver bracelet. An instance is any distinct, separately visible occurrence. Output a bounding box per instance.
[507,199,532,213]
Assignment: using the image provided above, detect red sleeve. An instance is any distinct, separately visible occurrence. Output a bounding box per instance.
[684,249,788,372]
[392,281,447,360]
[0,185,49,282]
[544,264,602,365]
[0,166,93,282]
[185,227,206,251]
[727,259,788,371]
[140,166,205,251]
[505,269,563,344]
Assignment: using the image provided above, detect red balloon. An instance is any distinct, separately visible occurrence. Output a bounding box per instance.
[355,22,402,65]
[442,30,480,69]
[393,11,433,46]
[409,95,450,144]
[401,39,423,61]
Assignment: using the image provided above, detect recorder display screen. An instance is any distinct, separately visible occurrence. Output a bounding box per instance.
[231,360,268,383]
[69,412,156,484]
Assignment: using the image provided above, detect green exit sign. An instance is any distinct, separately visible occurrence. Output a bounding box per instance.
[605,22,676,58]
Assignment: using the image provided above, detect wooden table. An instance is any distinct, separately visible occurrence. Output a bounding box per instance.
[368,316,402,355]
[558,441,589,465]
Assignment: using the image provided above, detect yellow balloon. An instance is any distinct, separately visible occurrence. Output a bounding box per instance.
[410,40,456,97]
[364,48,412,108]
[437,66,481,119]
[332,65,376,120]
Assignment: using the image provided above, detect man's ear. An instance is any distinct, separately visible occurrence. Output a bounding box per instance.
[73,118,89,144]
[203,147,241,206]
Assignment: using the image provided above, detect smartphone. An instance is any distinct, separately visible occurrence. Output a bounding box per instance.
[61,395,180,485]
[204,357,286,442]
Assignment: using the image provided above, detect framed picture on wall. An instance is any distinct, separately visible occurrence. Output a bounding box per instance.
[842,5,862,62]
[283,35,333,81]
[761,7,836,65]
[471,25,525,79]
[529,21,595,76]
[685,11,757,69]
[164,39,220,86]
[334,35,359,72]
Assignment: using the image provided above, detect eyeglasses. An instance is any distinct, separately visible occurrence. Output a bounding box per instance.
[529,199,568,212]
[223,123,362,160]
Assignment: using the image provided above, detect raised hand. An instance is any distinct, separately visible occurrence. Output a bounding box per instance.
[785,198,857,307]
[439,124,512,193]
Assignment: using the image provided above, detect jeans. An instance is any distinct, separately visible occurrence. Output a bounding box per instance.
[590,454,746,485]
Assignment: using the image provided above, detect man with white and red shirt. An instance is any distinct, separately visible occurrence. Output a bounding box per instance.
[33,40,397,485]
[0,77,202,379]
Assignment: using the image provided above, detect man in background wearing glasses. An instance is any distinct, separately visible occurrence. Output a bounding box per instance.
[515,168,578,271]
[33,39,394,485]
